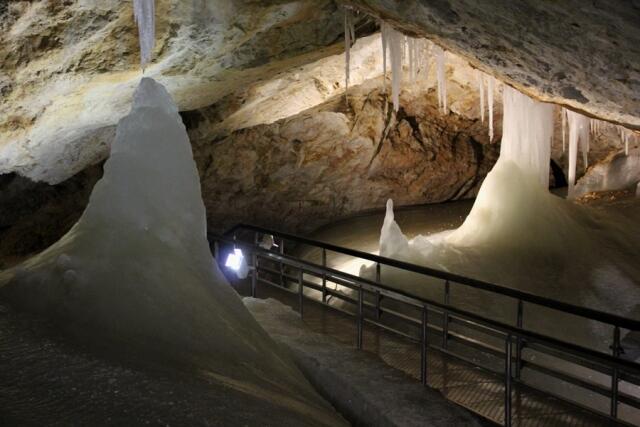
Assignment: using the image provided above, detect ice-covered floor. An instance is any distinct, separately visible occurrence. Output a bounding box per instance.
[0,304,339,427]
[300,193,640,351]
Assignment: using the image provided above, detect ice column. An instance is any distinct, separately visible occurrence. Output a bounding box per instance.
[500,86,555,188]
[566,110,590,196]
[133,0,155,69]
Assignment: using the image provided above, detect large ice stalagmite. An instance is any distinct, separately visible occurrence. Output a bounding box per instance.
[447,86,557,248]
[367,85,640,349]
[0,78,346,426]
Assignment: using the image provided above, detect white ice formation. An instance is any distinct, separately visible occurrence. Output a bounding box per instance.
[379,23,433,112]
[0,78,343,424]
[487,75,495,142]
[434,45,447,114]
[385,24,405,112]
[133,0,156,69]
[573,150,640,197]
[477,71,485,123]
[363,85,640,349]
[565,109,591,196]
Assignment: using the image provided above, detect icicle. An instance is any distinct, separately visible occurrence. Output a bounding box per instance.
[344,8,353,98]
[434,46,447,114]
[133,0,156,70]
[500,86,554,188]
[407,38,415,82]
[616,126,635,156]
[387,26,404,112]
[476,71,485,123]
[487,76,495,142]
[381,21,388,94]
[421,40,432,84]
[561,107,567,153]
[566,110,590,196]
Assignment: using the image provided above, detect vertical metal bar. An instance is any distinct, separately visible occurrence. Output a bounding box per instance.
[505,334,513,427]
[375,262,382,320]
[443,280,450,349]
[515,300,523,379]
[322,248,327,304]
[611,326,620,418]
[357,285,363,349]
[298,268,304,318]
[213,241,219,262]
[279,239,285,287]
[421,305,429,386]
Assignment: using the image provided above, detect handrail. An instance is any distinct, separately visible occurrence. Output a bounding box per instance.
[220,223,640,331]
[211,232,640,376]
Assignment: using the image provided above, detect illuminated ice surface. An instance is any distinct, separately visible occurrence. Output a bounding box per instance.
[0,78,345,426]
[361,88,640,352]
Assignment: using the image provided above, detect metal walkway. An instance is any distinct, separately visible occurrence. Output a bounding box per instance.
[210,224,640,427]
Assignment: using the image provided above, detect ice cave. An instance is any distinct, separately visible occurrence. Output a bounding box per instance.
[1,1,639,426]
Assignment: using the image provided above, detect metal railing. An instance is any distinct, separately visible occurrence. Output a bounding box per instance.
[210,224,640,426]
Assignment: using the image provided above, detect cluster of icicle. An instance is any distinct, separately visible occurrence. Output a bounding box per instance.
[363,14,499,144]
[380,21,446,113]
[476,70,497,142]
[133,0,155,69]
[561,107,638,195]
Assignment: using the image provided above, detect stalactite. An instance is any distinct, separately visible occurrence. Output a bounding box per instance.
[488,76,495,142]
[380,20,388,94]
[561,107,567,153]
[477,71,485,124]
[387,26,404,112]
[566,110,590,196]
[434,46,447,114]
[133,0,156,69]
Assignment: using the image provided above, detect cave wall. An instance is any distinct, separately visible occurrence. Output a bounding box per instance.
[344,0,640,129]
[189,81,499,234]
[1,0,638,264]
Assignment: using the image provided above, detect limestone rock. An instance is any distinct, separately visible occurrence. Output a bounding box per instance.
[344,0,640,129]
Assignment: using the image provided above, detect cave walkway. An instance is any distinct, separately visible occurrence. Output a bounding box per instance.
[211,225,640,427]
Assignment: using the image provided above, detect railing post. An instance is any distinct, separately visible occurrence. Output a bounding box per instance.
[443,280,450,350]
[515,299,523,379]
[251,232,258,298]
[611,326,621,419]
[279,239,285,287]
[357,284,364,349]
[505,334,513,427]
[322,248,327,304]
[298,268,304,318]
[375,262,382,320]
[421,305,429,386]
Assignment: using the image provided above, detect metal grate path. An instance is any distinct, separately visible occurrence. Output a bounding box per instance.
[247,281,613,427]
